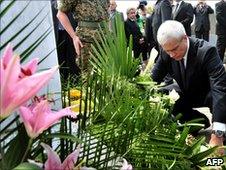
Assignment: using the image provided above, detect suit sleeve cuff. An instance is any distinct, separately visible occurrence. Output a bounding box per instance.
[212,122,226,132]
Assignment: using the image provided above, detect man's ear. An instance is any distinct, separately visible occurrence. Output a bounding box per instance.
[183,35,187,40]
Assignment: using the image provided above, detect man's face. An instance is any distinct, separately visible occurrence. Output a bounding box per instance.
[161,36,187,61]
[127,9,136,21]
[109,1,117,12]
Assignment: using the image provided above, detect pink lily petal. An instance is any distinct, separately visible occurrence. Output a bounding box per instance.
[0,44,59,119]
[19,106,37,139]
[2,66,58,120]
[19,99,76,138]
[62,145,80,170]
[2,44,13,68]
[1,55,21,118]
[19,58,39,78]
[32,101,75,137]
[41,143,62,170]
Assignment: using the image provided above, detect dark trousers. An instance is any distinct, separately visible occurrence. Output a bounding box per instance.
[57,30,80,81]
[216,33,226,61]
[195,26,210,42]
[133,42,148,61]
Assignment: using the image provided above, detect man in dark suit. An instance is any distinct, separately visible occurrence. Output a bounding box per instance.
[151,20,226,152]
[193,0,214,42]
[152,0,172,43]
[145,13,156,55]
[151,0,173,84]
[215,0,226,62]
[125,7,147,63]
[173,0,193,36]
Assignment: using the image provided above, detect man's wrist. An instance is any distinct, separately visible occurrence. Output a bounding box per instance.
[72,34,78,39]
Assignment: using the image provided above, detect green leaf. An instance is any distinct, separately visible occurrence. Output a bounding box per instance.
[184,137,206,155]
[13,163,42,170]
[189,146,218,164]
[43,133,84,144]
[175,126,190,147]
[0,125,30,170]
[0,0,15,18]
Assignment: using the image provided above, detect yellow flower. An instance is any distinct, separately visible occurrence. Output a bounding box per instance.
[69,89,81,100]
[66,99,94,113]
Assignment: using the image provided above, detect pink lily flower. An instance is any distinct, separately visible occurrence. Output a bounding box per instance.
[41,143,80,170]
[19,99,76,139]
[0,44,58,119]
[120,158,133,170]
[19,58,38,79]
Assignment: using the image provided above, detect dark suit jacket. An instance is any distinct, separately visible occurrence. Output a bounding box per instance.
[194,4,214,32]
[152,0,172,42]
[173,1,193,36]
[145,14,156,50]
[215,0,226,35]
[125,18,143,50]
[151,37,226,123]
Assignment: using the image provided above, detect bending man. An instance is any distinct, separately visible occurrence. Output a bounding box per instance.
[151,20,226,152]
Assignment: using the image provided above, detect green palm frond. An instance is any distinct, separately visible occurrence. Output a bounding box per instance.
[77,13,220,170]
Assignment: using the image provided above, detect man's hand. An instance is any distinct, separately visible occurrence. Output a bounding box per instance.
[209,134,225,155]
[139,38,144,44]
[72,35,83,56]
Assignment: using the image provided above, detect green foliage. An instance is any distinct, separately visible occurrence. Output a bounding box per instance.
[0,126,30,170]
[77,13,221,170]
[13,163,42,170]
[90,15,140,79]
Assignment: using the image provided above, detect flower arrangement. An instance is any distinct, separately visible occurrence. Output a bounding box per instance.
[0,45,94,170]
[0,44,132,170]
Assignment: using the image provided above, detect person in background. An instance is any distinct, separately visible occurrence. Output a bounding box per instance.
[108,0,124,33]
[51,0,80,82]
[151,20,226,154]
[145,5,155,56]
[57,0,110,71]
[172,0,193,36]
[125,7,148,67]
[151,0,173,85]
[193,0,214,42]
[152,0,172,45]
[215,0,226,62]
[136,3,148,35]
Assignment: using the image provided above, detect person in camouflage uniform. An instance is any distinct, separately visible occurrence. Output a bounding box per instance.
[57,0,110,71]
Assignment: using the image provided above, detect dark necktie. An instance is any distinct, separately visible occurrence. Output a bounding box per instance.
[200,5,204,13]
[175,3,179,11]
[179,59,186,88]
[174,3,179,16]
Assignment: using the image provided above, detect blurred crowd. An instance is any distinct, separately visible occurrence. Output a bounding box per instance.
[52,0,226,78]
[123,0,226,70]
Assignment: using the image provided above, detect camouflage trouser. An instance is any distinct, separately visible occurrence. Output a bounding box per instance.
[77,41,94,71]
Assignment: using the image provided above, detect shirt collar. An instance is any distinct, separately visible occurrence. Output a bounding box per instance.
[176,1,182,9]
[183,37,189,67]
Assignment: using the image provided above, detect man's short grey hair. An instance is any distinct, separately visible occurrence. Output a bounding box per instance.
[126,7,136,15]
[157,20,186,46]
